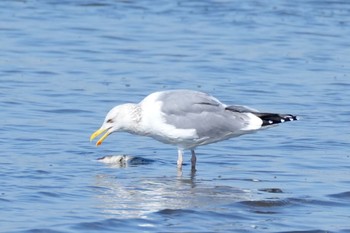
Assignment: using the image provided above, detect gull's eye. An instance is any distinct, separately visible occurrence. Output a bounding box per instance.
[106,119,114,123]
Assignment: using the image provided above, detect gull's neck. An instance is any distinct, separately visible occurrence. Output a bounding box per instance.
[122,103,143,134]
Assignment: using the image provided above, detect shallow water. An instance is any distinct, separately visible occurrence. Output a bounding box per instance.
[1,0,350,232]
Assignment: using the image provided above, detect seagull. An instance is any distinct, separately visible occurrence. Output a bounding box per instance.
[90,89,298,170]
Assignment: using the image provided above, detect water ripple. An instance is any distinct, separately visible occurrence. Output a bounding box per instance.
[1,0,350,232]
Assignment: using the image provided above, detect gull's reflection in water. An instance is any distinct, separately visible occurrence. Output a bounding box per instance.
[93,155,249,218]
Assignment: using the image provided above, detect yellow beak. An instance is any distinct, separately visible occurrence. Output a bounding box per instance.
[90,128,110,146]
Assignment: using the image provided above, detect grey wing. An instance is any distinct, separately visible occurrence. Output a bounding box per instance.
[225,105,260,113]
[159,90,223,114]
[158,90,253,139]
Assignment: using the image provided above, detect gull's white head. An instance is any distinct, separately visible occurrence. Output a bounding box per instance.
[90,103,140,146]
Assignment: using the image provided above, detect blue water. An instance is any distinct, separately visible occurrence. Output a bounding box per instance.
[1,0,350,232]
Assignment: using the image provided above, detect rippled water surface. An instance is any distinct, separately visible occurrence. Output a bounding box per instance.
[1,0,350,232]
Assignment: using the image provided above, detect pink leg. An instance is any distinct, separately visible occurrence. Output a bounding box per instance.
[177,149,183,170]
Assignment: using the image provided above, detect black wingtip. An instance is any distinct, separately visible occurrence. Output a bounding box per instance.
[258,113,299,126]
